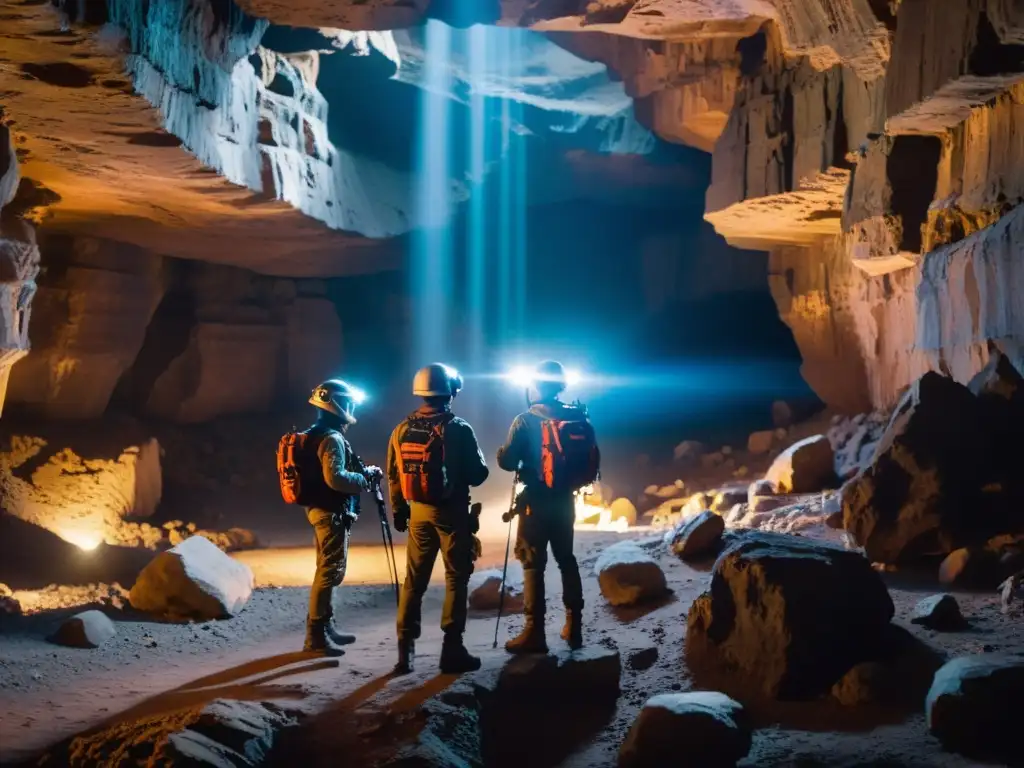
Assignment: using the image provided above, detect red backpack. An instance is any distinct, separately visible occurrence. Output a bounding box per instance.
[397,413,454,504]
[539,417,599,491]
[276,429,320,505]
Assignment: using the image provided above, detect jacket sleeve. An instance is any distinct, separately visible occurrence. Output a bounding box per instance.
[386,425,409,514]
[453,419,489,488]
[320,434,368,494]
[496,415,527,472]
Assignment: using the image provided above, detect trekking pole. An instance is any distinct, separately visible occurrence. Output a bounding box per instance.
[372,479,400,606]
[493,468,520,649]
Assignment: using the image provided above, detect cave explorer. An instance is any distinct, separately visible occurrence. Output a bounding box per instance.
[278,379,383,657]
[496,360,600,654]
[386,363,490,675]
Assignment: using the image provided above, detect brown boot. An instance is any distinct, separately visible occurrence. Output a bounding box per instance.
[560,611,583,650]
[505,617,548,654]
[440,633,481,673]
[393,637,415,675]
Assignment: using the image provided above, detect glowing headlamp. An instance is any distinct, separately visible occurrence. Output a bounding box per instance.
[503,366,583,388]
[349,387,368,405]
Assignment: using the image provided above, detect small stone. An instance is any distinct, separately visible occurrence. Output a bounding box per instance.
[627,646,659,671]
[667,511,725,560]
[733,466,749,479]
[673,441,704,463]
[52,610,117,649]
[469,568,524,614]
[911,594,967,631]
[764,435,835,494]
[619,692,751,768]
[721,446,733,456]
[595,542,668,607]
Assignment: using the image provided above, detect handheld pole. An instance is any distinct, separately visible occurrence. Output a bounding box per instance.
[493,469,520,649]
[372,479,400,606]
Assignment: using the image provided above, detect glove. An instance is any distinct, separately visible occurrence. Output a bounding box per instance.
[362,465,383,482]
[394,508,409,533]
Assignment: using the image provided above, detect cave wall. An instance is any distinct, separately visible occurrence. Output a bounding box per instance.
[5,235,343,422]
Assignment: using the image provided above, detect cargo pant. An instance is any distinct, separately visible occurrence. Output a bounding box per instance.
[514,493,584,620]
[396,507,475,641]
[307,507,351,624]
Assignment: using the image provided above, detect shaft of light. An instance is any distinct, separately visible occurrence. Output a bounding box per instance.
[467,23,487,376]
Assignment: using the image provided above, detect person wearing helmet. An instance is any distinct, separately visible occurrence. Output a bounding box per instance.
[496,360,599,654]
[386,363,489,674]
[303,379,382,656]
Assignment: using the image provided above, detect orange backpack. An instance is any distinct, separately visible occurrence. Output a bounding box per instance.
[276,430,319,505]
[397,413,454,504]
[539,417,599,491]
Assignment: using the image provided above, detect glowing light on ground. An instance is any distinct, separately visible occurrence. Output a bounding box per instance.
[56,527,104,552]
[574,487,630,533]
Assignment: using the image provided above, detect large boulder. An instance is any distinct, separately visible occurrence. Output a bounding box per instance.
[686,532,895,699]
[842,373,998,564]
[52,610,117,648]
[618,692,751,768]
[666,511,724,560]
[594,542,668,607]
[910,594,966,631]
[129,535,254,620]
[609,497,638,526]
[926,654,1024,762]
[764,435,835,494]
[0,583,20,616]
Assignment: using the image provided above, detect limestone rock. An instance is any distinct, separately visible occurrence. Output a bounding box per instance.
[130,536,254,620]
[686,532,895,699]
[831,662,888,706]
[595,541,668,607]
[937,535,1024,589]
[63,698,295,768]
[765,435,835,494]
[468,567,524,614]
[842,373,999,564]
[667,511,724,560]
[747,430,774,455]
[0,583,21,616]
[711,487,747,513]
[619,691,751,768]
[52,610,117,649]
[926,655,1024,762]
[609,498,638,526]
[911,594,966,631]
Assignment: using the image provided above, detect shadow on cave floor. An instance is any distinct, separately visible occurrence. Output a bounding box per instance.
[687,625,946,735]
[607,590,678,624]
[0,515,153,591]
[481,697,617,768]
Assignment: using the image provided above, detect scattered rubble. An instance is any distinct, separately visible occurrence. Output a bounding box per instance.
[687,532,895,699]
[938,535,1024,588]
[619,691,751,768]
[52,610,117,649]
[468,567,524,614]
[0,583,22,616]
[764,435,835,494]
[13,583,129,615]
[910,594,966,631]
[926,655,1024,763]
[665,511,723,560]
[594,541,668,607]
[130,536,254,620]
[56,698,296,768]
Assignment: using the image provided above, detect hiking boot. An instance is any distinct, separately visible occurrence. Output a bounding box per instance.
[326,624,356,646]
[303,620,345,657]
[440,635,481,674]
[560,611,583,650]
[504,618,548,655]
[393,638,415,676]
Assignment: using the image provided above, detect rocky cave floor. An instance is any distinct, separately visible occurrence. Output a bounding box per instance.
[0,522,1021,767]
